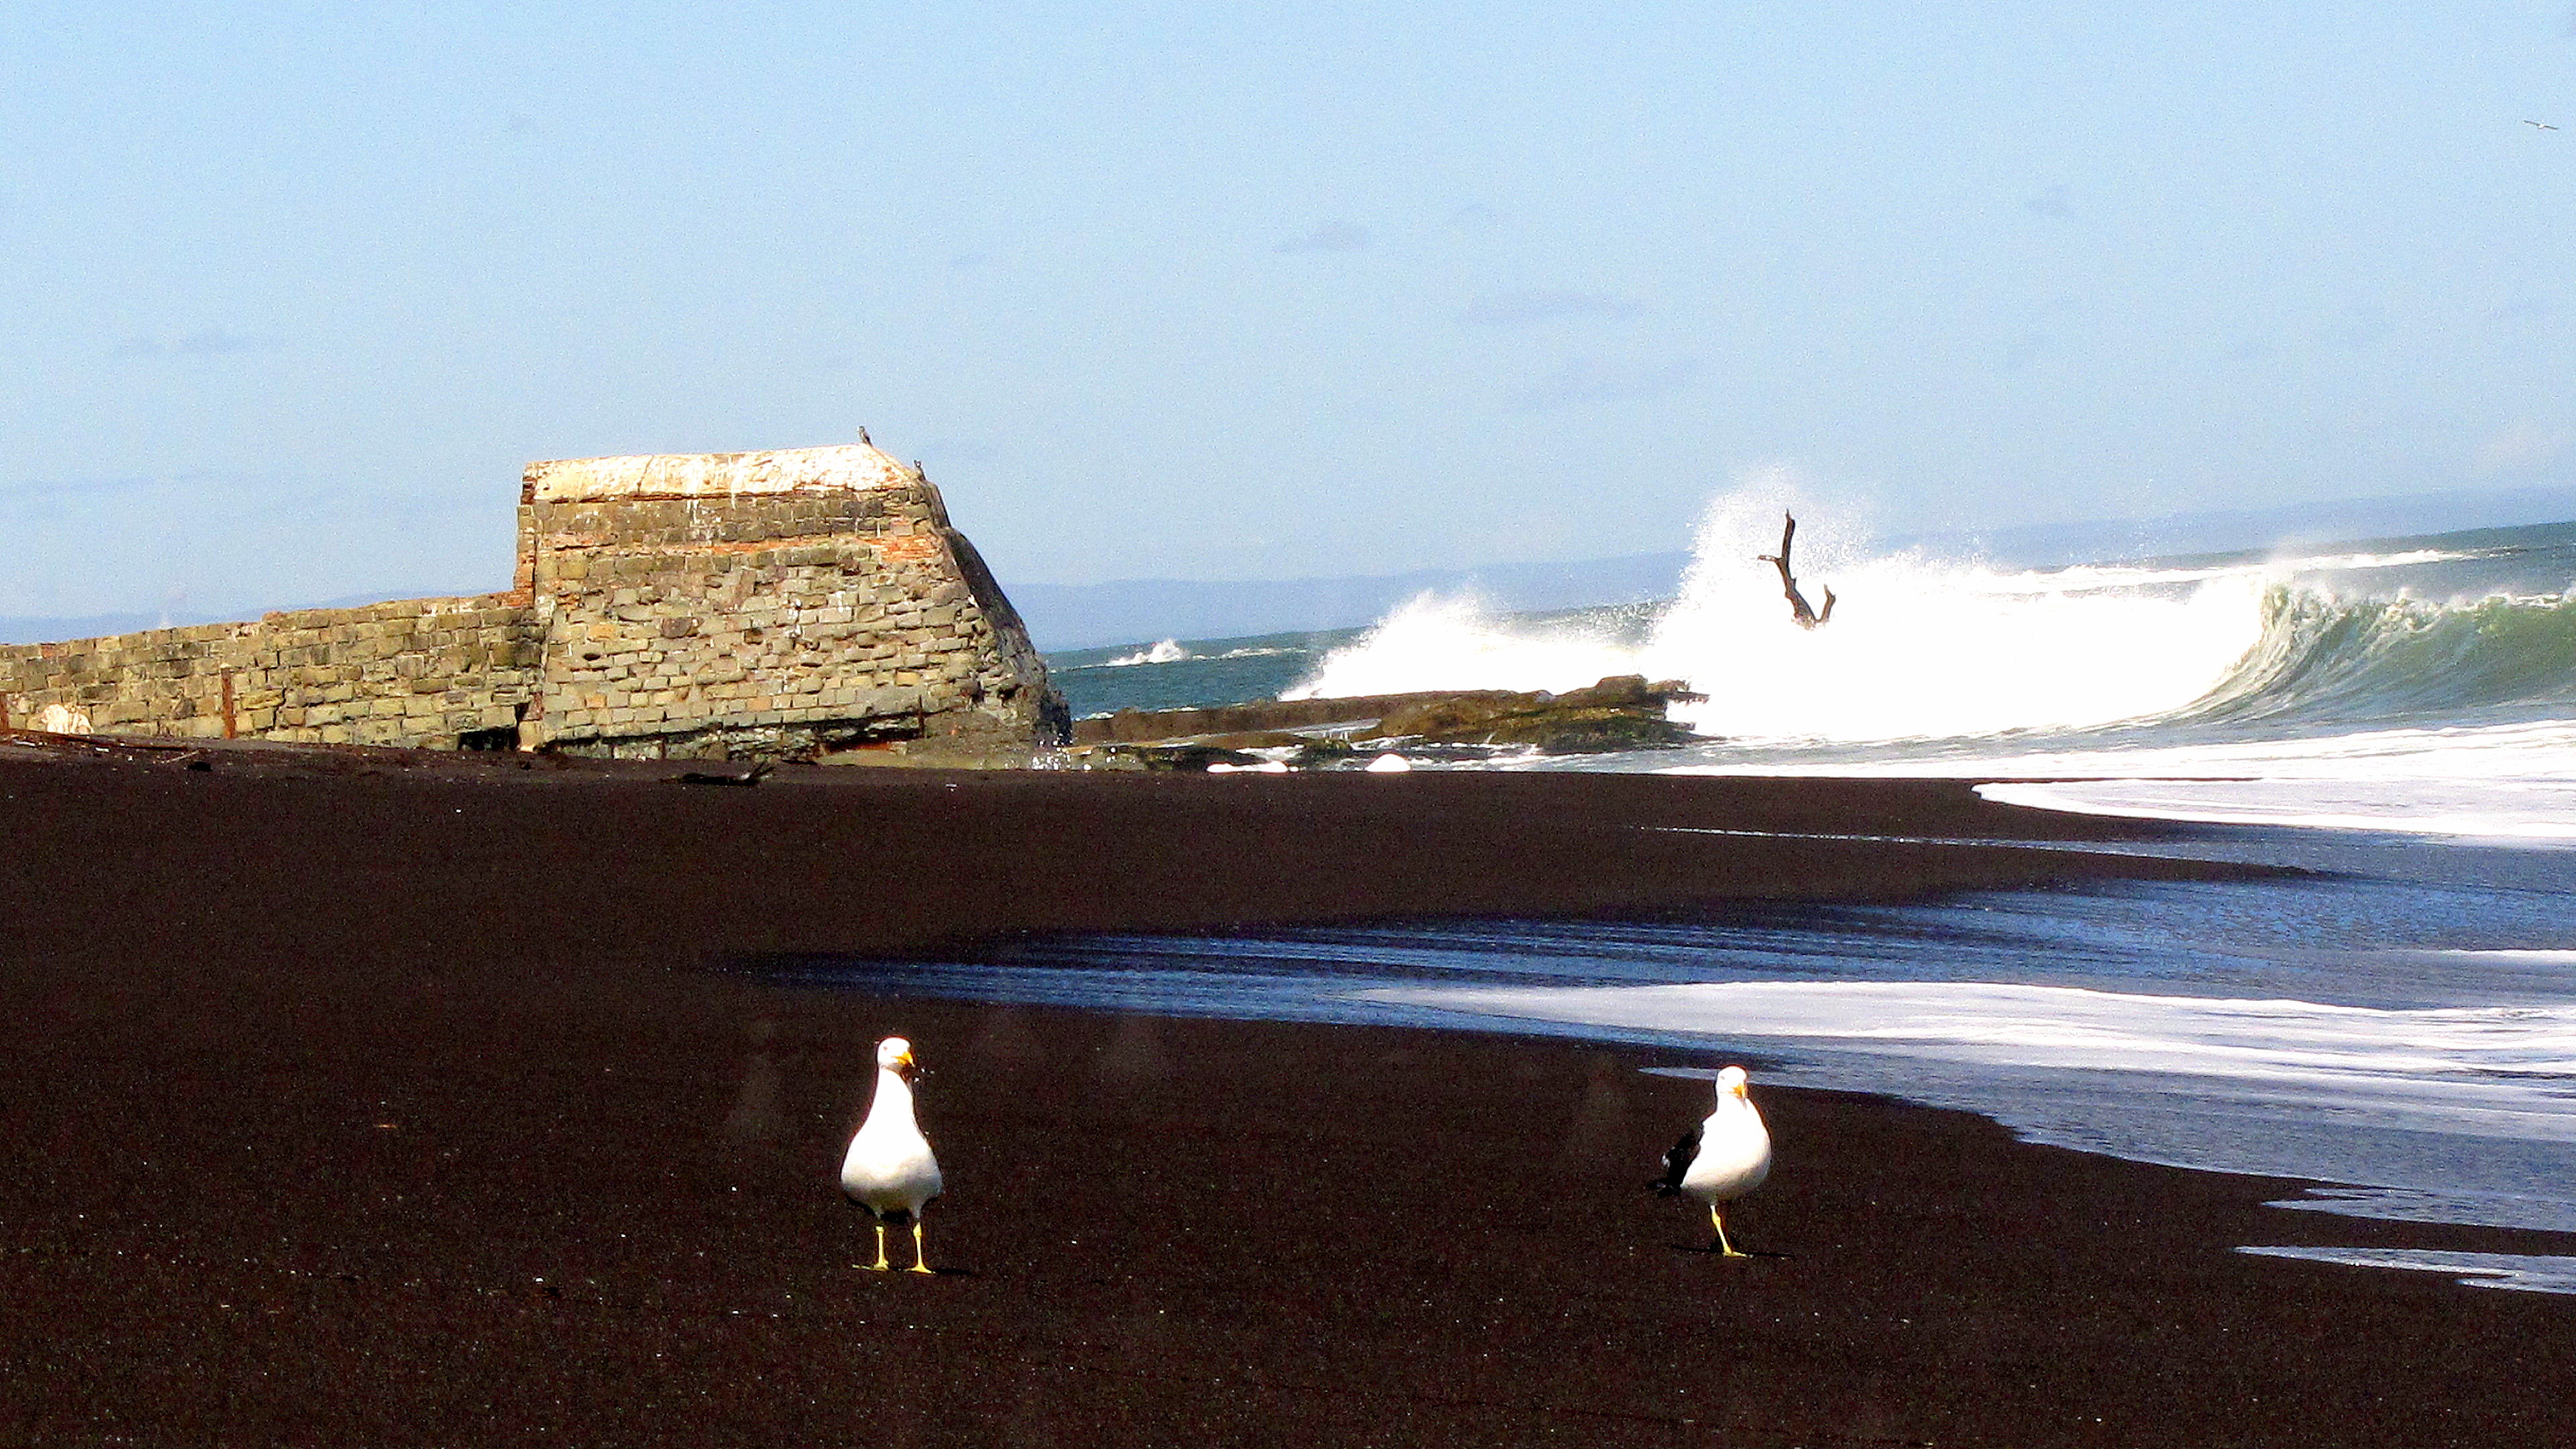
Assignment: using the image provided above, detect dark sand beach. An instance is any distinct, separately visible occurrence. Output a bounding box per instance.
[3,737,2573,1446]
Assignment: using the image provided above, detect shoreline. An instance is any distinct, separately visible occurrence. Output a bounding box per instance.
[0,733,2277,972]
[4,740,2571,1445]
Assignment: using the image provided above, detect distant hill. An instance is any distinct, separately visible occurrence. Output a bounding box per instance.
[15,479,2573,653]
[0,586,491,647]
[0,611,174,647]
[1014,480,2576,650]
[1913,480,2576,570]
[1008,553,1694,652]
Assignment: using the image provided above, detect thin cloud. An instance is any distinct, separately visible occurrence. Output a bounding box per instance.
[175,329,267,356]
[1509,355,1702,411]
[0,474,163,505]
[2024,184,2074,219]
[2,478,145,500]
[0,470,288,504]
[1274,221,1370,254]
[1998,331,2057,371]
[1448,203,1499,231]
[1458,291,1642,327]
[110,331,276,360]
[2315,304,2390,352]
[2475,420,2569,474]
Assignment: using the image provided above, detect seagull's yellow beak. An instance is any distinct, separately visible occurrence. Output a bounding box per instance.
[1727,1077,1750,1100]
[894,1048,918,1079]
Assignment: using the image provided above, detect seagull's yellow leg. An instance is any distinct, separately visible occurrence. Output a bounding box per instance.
[908,1222,934,1275]
[865,1224,891,1271]
[1712,1205,1748,1258]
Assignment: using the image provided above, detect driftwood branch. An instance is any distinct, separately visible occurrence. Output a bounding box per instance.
[1754,512,1835,629]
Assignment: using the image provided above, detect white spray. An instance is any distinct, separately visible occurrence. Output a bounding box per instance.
[1287,478,2269,745]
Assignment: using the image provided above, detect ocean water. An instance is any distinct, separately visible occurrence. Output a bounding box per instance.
[955,494,2576,1283]
[1050,629,1362,718]
[1057,502,2576,842]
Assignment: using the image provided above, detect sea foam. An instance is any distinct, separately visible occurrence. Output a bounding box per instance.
[1288,484,2576,749]
[1360,979,2576,1136]
[1287,484,2274,742]
[1103,638,1191,667]
[2237,1246,2576,1295]
[1279,483,2576,837]
[1362,973,2576,1233]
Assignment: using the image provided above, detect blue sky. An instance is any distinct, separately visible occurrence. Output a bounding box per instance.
[5,3,2573,618]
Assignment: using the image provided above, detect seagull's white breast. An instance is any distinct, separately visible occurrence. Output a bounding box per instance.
[841,1069,943,1216]
[1680,1098,1771,1204]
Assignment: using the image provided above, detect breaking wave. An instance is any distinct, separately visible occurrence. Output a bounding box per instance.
[1102,638,1191,667]
[1284,489,2576,746]
[2181,588,2576,725]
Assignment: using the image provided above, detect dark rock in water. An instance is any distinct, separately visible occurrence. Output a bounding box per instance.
[1458,708,1699,754]
[1065,741,1270,771]
[1364,675,1704,755]
[1366,692,1538,741]
[1066,675,1706,760]
[1293,736,1359,767]
[1556,674,1687,712]
[1194,730,1313,751]
[1078,695,1443,744]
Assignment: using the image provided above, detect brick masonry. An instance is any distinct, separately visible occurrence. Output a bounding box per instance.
[0,442,1067,761]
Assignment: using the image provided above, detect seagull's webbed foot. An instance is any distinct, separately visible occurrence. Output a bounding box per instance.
[907,1222,934,1275]
[863,1224,892,1272]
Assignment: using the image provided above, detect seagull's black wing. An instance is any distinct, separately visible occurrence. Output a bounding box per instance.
[1651,1122,1702,1196]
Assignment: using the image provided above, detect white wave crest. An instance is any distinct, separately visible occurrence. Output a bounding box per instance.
[1972,547,2481,596]
[1364,978,2576,1140]
[1104,639,1191,667]
[2237,1245,2576,1294]
[1285,480,2269,742]
[1279,592,1644,699]
[1978,777,2576,839]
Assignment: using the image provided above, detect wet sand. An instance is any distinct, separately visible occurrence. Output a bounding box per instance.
[3,739,2571,1445]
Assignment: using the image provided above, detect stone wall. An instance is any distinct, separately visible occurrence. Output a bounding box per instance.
[0,595,538,748]
[0,440,1063,761]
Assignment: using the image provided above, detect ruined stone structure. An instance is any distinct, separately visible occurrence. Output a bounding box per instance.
[0,441,1066,761]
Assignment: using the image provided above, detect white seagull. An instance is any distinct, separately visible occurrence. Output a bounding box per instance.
[1652,1065,1772,1256]
[841,1036,944,1273]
